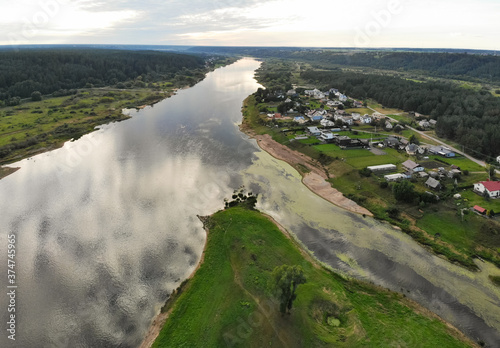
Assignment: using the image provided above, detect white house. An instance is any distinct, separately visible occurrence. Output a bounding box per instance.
[419,120,430,128]
[320,119,335,127]
[319,131,335,142]
[307,127,321,136]
[361,115,372,124]
[497,155,500,164]
[474,181,500,198]
[338,94,348,102]
[406,144,425,155]
[385,121,393,129]
[341,116,353,125]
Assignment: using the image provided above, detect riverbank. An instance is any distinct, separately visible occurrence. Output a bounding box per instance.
[240,93,500,272]
[240,123,372,216]
[149,204,476,347]
[0,58,237,179]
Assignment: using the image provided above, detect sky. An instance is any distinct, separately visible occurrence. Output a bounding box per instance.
[1,0,499,50]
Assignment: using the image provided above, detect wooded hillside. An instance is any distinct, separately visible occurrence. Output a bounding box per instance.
[0,49,205,101]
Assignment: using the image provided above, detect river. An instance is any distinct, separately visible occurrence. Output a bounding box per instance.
[0,58,499,347]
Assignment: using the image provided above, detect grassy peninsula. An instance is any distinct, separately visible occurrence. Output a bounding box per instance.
[152,201,474,347]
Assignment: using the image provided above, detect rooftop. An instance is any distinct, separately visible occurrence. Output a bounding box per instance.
[478,181,500,192]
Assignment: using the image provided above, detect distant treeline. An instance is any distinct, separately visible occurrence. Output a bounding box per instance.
[290,51,500,84]
[189,47,500,84]
[300,69,500,159]
[0,49,206,101]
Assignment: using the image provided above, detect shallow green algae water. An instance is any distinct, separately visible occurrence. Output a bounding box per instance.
[241,148,500,344]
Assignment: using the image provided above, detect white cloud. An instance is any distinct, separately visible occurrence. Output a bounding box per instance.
[0,0,140,45]
[0,0,499,49]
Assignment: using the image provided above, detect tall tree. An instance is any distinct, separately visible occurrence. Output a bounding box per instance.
[271,265,306,314]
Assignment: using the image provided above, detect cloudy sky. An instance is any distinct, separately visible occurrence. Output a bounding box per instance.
[1,0,499,50]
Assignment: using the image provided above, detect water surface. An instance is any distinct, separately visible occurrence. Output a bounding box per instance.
[0,58,499,347]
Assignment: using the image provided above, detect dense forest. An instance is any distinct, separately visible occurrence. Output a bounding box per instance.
[0,49,206,102]
[189,47,500,84]
[288,51,500,84]
[300,69,500,159]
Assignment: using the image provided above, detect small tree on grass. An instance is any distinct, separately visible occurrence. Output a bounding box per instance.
[271,265,306,315]
[408,134,419,145]
[31,91,42,101]
[392,180,417,203]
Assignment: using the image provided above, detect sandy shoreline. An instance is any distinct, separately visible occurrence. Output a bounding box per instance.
[250,133,372,217]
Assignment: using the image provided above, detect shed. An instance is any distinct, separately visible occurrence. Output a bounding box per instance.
[367,164,397,172]
[473,205,486,214]
[425,177,441,190]
[384,173,406,182]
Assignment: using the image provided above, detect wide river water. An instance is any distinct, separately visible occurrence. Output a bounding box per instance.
[0,58,499,347]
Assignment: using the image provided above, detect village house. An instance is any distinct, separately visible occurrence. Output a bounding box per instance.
[341,116,354,125]
[402,160,425,172]
[384,137,400,148]
[429,145,455,158]
[307,126,321,136]
[293,116,306,124]
[320,119,335,127]
[327,100,343,108]
[425,177,442,190]
[474,181,500,198]
[405,143,424,155]
[497,155,500,164]
[385,121,393,129]
[338,94,348,102]
[307,109,327,122]
[418,120,430,129]
[319,131,335,142]
[361,115,372,124]
[351,113,361,121]
[353,100,363,108]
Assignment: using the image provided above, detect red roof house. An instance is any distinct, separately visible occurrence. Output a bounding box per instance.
[473,181,500,198]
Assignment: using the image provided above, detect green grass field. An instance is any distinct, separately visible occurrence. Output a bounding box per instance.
[416,210,478,252]
[345,107,373,115]
[427,155,485,172]
[153,206,474,348]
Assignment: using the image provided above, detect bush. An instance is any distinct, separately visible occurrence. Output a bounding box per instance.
[379,181,389,189]
[31,91,42,101]
[392,180,416,203]
[359,167,372,177]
